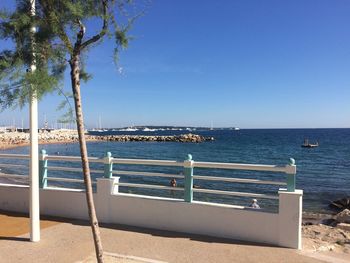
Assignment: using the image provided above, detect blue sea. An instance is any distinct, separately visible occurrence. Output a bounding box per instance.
[1,128,349,213]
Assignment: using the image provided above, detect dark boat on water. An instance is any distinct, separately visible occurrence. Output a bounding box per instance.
[302,139,319,148]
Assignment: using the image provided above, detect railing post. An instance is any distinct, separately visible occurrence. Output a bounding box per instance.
[104,152,113,179]
[278,189,303,249]
[39,149,48,188]
[286,158,296,192]
[184,154,194,202]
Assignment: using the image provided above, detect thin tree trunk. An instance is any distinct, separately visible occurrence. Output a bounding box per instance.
[70,55,104,263]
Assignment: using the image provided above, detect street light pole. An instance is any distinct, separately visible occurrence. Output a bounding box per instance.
[29,0,40,242]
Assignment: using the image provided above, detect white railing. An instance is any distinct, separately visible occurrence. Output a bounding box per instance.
[0,151,302,249]
[0,151,297,204]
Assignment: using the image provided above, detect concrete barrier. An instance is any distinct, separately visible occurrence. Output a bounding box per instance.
[0,178,302,249]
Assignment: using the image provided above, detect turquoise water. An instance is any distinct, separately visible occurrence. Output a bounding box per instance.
[1,128,349,213]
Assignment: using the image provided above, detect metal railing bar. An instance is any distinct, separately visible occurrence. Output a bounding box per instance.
[46,177,96,184]
[0,154,29,160]
[90,169,104,174]
[45,186,86,192]
[48,166,82,172]
[193,188,279,199]
[116,182,184,191]
[193,175,286,185]
[0,173,28,179]
[193,161,288,173]
[0,163,28,169]
[112,158,184,167]
[45,155,104,163]
[113,170,184,179]
[47,166,104,174]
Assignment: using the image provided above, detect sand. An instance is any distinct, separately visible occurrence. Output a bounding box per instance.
[0,210,60,237]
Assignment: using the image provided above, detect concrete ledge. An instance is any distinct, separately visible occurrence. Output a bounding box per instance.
[0,183,302,248]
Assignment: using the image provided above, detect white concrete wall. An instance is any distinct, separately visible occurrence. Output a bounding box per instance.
[0,184,88,220]
[0,180,302,249]
[0,184,29,213]
[107,194,279,245]
[278,189,303,249]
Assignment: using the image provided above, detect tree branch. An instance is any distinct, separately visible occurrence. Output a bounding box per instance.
[56,85,75,121]
[80,0,108,50]
[74,18,86,52]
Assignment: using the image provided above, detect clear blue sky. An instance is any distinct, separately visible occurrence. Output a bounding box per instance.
[1,0,350,129]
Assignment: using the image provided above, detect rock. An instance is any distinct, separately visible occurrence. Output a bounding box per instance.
[335,209,350,224]
[321,218,338,227]
[330,197,350,211]
[0,132,215,147]
[317,245,335,252]
[302,223,350,254]
[336,223,350,232]
[302,222,314,226]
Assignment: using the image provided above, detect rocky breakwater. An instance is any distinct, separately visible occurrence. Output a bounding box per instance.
[91,133,214,143]
[0,131,214,148]
[0,132,28,146]
[0,130,80,148]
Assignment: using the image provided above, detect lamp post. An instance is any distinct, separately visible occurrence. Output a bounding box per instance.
[29,0,40,242]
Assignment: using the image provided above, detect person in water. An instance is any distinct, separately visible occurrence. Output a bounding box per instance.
[249,199,260,209]
[170,178,177,187]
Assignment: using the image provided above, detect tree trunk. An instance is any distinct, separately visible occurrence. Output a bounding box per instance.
[70,55,104,263]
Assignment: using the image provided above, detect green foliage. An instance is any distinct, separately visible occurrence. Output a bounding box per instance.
[58,108,75,124]
[55,88,75,123]
[0,0,144,112]
[0,0,66,110]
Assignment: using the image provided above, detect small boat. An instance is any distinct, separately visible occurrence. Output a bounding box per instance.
[301,139,319,148]
[119,127,138,132]
[143,127,156,132]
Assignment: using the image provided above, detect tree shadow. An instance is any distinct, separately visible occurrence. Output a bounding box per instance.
[0,236,29,242]
[98,222,279,248]
[0,209,279,249]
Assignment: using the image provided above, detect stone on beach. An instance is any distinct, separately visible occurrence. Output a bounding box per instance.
[335,209,350,224]
[336,223,350,232]
[302,223,350,253]
[329,197,350,211]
